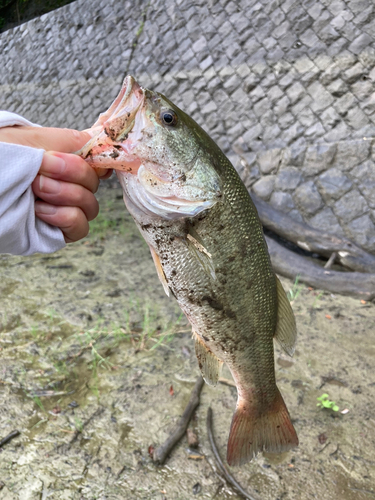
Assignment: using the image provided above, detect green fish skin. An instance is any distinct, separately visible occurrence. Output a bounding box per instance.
[79,76,299,466]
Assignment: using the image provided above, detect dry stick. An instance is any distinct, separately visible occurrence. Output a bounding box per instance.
[0,430,20,448]
[252,194,375,273]
[324,252,337,269]
[266,236,375,300]
[206,408,260,500]
[153,376,205,465]
[69,407,105,445]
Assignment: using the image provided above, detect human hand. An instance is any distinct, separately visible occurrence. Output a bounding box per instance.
[0,125,113,243]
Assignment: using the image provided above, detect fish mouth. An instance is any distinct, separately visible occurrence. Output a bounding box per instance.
[76,75,146,172]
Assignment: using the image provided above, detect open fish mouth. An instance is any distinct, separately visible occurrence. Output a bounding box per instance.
[78,75,223,220]
[76,75,146,173]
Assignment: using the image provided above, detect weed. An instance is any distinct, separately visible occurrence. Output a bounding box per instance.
[74,416,84,433]
[89,213,119,240]
[317,393,339,412]
[30,395,46,413]
[288,275,302,303]
[88,200,127,241]
[312,291,324,309]
[30,325,39,339]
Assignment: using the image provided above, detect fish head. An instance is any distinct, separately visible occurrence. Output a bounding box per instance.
[78,75,223,220]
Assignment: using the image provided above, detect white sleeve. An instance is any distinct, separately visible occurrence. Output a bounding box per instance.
[0,111,66,256]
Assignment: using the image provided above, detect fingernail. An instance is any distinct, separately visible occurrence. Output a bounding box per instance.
[43,153,66,174]
[82,128,96,138]
[39,175,61,194]
[35,202,57,215]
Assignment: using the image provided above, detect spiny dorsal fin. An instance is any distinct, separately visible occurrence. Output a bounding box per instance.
[193,331,223,386]
[149,246,170,297]
[274,276,297,356]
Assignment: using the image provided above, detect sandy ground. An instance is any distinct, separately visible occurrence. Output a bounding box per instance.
[0,182,374,500]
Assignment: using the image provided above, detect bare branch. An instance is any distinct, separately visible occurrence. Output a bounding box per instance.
[153,376,205,465]
[252,194,375,273]
[206,408,260,500]
[266,236,375,300]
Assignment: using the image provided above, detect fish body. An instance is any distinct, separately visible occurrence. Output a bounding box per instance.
[79,76,298,465]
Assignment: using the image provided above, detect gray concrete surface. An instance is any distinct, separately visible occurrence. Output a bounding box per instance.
[0,0,374,250]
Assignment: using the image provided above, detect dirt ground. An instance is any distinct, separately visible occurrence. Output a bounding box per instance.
[0,182,374,500]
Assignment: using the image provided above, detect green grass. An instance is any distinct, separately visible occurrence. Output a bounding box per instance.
[287,275,302,303]
[88,211,121,240]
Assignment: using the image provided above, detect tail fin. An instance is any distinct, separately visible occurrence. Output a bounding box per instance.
[227,387,298,466]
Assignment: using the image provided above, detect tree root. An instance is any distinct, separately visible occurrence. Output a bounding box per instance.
[252,194,375,274]
[153,376,205,465]
[266,236,375,300]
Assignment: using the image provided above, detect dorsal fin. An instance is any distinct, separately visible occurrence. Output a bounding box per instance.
[274,276,297,356]
[193,331,223,386]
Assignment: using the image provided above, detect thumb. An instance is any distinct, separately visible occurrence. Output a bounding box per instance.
[0,125,92,153]
[34,127,93,153]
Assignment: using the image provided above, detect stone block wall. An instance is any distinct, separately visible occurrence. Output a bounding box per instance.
[231,137,375,252]
[0,0,374,251]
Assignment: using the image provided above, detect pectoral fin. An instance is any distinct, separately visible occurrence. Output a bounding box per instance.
[149,246,170,297]
[193,331,223,386]
[186,227,216,280]
[274,276,297,356]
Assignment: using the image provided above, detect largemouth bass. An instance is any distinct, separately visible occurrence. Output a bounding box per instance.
[79,76,298,465]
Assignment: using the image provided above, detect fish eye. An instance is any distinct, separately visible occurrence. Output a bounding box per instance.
[161,110,178,126]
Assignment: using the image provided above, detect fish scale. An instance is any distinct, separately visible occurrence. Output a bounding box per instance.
[79,75,298,465]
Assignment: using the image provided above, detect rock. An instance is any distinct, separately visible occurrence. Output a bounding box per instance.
[335,142,371,171]
[307,81,334,112]
[358,181,375,207]
[351,159,375,181]
[275,167,303,190]
[294,181,324,216]
[256,149,282,174]
[303,143,336,176]
[317,168,353,202]
[333,190,369,223]
[252,176,276,200]
[346,214,375,252]
[269,191,295,212]
[308,207,344,235]
[348,33,372,55]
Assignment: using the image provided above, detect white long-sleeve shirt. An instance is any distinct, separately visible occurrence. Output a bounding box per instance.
[0,111,65,255]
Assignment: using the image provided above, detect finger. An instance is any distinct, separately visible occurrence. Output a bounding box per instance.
[32,175,99,221]
[41,153,100,193]
[0,126,91,153]
[35,203,89,243]
[94,167,113,180]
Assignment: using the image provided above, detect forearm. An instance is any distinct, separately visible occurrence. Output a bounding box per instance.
[0,111,65,255]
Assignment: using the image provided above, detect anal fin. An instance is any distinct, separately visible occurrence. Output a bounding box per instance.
[149,246,170,297]
[274,276,297,356]
[193,331,223,386]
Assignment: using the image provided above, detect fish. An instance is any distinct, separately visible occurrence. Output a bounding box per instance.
[78,75,299,465]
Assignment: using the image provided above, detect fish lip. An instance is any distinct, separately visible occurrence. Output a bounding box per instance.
[76,76,145,166]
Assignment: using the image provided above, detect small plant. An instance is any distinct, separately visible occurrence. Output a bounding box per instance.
[312,291,324,309]
[288,275,302,303]
[74,416,84,433]
[317,393,339,412]
[31,395,46,414]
